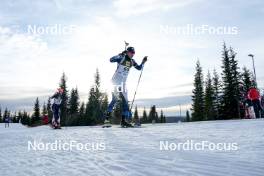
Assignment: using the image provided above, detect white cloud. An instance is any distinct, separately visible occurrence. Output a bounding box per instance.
[0,86,51,100]
[113,0,202,17]
[0,26,11,34]
[0,27,48,87]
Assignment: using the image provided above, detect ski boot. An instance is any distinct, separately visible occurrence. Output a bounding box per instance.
[52,120,61,129]
[56,123,62,129]
[103,112,112,128]
[121,116,134,128]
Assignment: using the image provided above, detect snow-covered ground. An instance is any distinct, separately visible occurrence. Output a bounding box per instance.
[0,119,264,176]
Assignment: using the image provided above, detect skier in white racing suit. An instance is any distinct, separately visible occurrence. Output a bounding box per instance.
[105,46,147,127]
[51,88,64,128]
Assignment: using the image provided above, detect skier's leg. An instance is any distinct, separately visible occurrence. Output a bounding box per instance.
[120,91,133,127]
[56,105,60,124]
[253,100,260,118]
[53,105,60,126]
[107,93,118,113]
[51,104,55,125]
[57,106,61,127]
[256,99,263,118]
[120,92,131,120]
[105,93,118,120]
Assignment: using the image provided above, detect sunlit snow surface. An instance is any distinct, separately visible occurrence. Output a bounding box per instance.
[1,119,264,176]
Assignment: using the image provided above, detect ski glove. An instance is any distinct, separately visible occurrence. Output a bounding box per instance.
[142,56,148,64]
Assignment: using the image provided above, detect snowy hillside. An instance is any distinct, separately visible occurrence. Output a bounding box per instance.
[0,119,264,176]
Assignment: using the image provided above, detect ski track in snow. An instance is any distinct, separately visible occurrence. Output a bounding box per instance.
[0,119,264,176]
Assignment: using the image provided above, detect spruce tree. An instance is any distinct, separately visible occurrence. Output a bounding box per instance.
[220,44,241,119]
[8,111,10,121]
[68,88,80,115]
[212,69,221,120]
[47,98,53,122]
[79,102,86,125]
[160,110,165,123]
[94,69,103,123]
[191,60,205,121]
[148,105,158,123]
[85,87,97,125]
[204,71,214,120]
[101,93,109,117]
[17,111,23,123]
[133,106,139,123]
[21,111,27,125]
[59,72,69,126]
[32,97,41,124]
[13,112,18,123]
[68,88,80,125]
[142,107,148,124]
[241,67,254,96]
[21,110,30,125]
[230,47,242,119]
[186,110,191,122]
[220,43,231,118]
[41,102,48,117]
[3,108,8,121]
[85,69,104,125]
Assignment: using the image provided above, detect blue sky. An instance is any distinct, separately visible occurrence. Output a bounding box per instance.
[0,0,264,116]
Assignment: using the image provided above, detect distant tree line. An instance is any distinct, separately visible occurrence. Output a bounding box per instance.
[0,107,29,124]
[134,106,166,124]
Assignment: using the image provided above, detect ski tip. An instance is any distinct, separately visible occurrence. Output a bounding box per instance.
[50,125,62,129]
[102,125,112,128]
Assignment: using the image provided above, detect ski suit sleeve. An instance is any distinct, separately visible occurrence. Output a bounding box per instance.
[132,59,143,70]
[110,55,123,63]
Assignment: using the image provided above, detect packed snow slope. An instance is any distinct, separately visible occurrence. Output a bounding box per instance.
[0,119,263,176]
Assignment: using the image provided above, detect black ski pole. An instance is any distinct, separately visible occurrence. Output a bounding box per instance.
[130,64,145,111]
[124,41,129,50]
